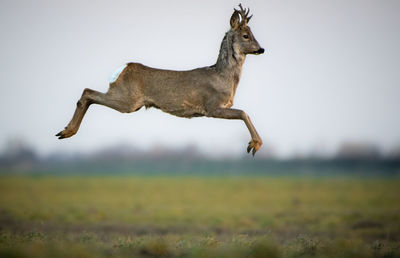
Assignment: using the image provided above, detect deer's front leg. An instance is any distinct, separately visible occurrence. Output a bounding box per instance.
[207,108,262,156]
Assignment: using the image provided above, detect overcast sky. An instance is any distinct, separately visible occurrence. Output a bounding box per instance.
[0,0,399,157]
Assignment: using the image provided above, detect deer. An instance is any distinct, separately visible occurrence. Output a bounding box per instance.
[56,4,265,155]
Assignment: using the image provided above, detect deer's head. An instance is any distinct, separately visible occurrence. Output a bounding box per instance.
[230,4,264,56]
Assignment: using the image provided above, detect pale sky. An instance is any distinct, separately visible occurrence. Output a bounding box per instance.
[0,0,399,157]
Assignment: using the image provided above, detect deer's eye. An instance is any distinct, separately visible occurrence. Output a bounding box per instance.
[243,35,249,39]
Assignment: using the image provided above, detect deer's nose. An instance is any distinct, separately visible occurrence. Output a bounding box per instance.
[257,48,265,54]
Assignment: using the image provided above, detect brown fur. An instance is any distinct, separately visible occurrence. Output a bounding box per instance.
[56,4,265,155]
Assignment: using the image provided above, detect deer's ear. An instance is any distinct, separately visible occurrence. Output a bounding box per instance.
[230,10,240,30]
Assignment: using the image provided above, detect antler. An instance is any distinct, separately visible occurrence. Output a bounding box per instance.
[235,3,253,25]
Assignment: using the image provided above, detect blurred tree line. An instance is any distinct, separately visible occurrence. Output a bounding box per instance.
[1,138,399,176]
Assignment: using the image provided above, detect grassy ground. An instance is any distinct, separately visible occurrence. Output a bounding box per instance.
[0,175,399,257]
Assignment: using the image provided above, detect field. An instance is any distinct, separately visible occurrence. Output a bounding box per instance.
[0,176,399,257]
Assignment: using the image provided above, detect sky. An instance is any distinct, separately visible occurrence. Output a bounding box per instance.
[0,0,399,157]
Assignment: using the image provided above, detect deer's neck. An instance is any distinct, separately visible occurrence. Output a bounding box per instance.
[215,30,246,86]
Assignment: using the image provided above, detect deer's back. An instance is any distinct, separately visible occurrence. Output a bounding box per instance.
[114,62,234,118]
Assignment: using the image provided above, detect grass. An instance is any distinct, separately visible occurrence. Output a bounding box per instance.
[0,175,399,257]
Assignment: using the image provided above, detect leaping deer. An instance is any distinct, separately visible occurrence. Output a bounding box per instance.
[56,4,265,155]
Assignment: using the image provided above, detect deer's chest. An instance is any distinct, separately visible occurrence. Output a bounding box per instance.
[221,79,240,108]
[219,85,238,108]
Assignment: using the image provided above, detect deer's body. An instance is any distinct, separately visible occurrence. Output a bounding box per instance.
[57,4,265,155]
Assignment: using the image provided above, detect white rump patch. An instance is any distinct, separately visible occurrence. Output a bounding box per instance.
[109,64,127,83]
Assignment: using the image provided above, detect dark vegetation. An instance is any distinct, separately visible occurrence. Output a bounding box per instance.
[1,141,399,176]
[0,141,399,257]
[0,176,399,257]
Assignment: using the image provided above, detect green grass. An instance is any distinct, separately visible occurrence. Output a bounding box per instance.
[0,176,399,257]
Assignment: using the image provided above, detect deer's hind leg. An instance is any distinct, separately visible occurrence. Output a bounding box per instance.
[56,87,141,139]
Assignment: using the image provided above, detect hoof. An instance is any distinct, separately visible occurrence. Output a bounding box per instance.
[247,139,262,156]
[56,127,76,139]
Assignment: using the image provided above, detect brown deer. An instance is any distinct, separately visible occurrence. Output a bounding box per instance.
[56,4,265,155]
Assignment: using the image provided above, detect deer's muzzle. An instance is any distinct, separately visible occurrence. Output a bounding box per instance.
[254,48,265,55]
